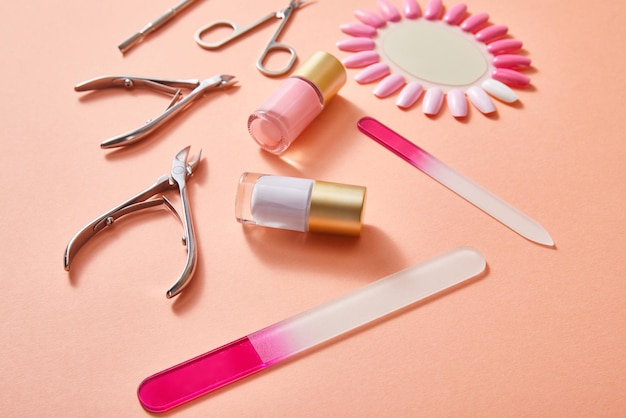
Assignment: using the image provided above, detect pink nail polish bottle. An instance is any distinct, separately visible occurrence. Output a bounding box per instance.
[248,51,347,154]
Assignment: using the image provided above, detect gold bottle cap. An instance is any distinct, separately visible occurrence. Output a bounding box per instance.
[293,51,347,105]
[308,181,366,236]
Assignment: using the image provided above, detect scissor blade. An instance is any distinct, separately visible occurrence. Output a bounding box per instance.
[357,117,554,246]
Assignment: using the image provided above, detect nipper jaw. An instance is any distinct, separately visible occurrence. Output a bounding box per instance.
[64,146,202,299]
[75,74,237,149]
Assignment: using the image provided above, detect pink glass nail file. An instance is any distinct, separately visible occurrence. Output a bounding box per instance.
[137,247,486,413]
[357,117,554,246]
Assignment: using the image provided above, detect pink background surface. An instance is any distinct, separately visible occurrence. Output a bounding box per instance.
[2,0,625,416]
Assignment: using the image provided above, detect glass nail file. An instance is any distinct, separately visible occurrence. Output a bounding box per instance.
[357,117,554,246]
[137,247,486,413]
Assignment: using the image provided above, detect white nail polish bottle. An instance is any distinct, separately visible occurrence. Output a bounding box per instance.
[235,172,366,236]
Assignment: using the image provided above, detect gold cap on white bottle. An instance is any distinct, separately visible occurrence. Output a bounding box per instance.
[308,181,366,236]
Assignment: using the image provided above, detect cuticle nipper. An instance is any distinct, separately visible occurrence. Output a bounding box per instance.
[74,74,237,149]
[64,146,202,299]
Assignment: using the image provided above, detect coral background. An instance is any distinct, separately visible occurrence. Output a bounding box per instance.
[1,0,625,416]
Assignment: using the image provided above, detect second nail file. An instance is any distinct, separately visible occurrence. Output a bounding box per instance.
[357,117,554,246]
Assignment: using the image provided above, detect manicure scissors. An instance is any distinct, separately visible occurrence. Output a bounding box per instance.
[64,147,201,299]
[194,0,308,76]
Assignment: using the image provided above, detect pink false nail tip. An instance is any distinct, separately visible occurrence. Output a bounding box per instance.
[424,0,443,20]
[342,50,380,68]
[374,73,406,98]
[488,39,523,55]
[447,89,468,118]
[402,0,422,19]
[354,62,391,84]
[481,79,518,103]
[340,23,377,37]
[354,9,386,28]
[423,87,444,115]
[336,37,376,52]
[444,3,467,25]
[377,0,401,22]
[460,12,489,32]
[492,54,531,69]
[396,82,424,108]
[476,25,508,43]
[492,68,531,87]
[467,86,496,114]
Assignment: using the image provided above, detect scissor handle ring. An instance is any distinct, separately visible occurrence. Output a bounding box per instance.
[194,20,242,49]
[256,42,297,77]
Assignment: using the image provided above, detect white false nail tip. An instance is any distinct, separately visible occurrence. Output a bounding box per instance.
[423,87,444,115]
[467,86,496,114]
[447,89,468,117]
[396,82,424,108]
[374,73,406,97]
[481,79,518,103]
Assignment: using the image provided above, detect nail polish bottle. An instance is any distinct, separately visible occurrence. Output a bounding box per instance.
[248,51,347,154]
[235,172,366,236]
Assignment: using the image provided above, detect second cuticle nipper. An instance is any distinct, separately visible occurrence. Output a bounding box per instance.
[64,146,201,299]
[74,74,237,149]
